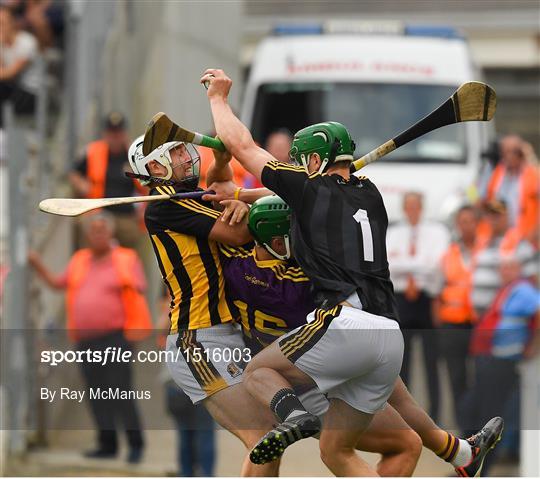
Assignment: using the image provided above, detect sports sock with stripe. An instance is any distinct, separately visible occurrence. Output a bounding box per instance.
[269,388,307,422]
[436,432,472,467]
[451,439,473,468]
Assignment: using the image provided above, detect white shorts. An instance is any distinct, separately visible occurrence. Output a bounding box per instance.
[298,387,330,419]
[166,322,250,404]
[279,305,403,414]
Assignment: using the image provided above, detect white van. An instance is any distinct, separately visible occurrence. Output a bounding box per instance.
[241,23,492,222]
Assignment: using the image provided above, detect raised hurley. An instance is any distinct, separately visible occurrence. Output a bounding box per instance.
[143,112,226,156]
[351,81,496,171]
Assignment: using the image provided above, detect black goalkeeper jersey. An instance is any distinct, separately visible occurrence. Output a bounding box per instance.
[261,160,398,321]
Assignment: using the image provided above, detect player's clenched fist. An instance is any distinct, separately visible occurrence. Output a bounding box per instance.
[200,69,232,100]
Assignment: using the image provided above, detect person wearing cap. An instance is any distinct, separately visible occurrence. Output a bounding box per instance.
[69,112,147,248]
[483,134,539,240]
[471,199,537,319]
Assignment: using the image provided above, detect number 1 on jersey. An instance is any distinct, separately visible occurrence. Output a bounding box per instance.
[353,208,374,262]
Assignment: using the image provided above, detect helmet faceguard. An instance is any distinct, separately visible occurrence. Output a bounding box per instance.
[289,121,356,174]
[128,136,201,189]
[169,143,201,190]
[248,196,291,260]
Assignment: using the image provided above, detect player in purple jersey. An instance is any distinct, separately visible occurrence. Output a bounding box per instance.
[219,200,313,355]
[220,238,313,355]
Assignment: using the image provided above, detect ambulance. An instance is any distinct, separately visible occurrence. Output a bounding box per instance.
[241,22,492,222]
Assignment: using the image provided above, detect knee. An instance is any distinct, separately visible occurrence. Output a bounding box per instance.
[242,362,264,390]
[376,430,422,476]
[243,359,255,378]
[399,429,423,461]
[319,437,355,469]
[381,428,422,458]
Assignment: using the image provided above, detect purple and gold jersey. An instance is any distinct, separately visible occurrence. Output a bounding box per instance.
[219,244,315,355]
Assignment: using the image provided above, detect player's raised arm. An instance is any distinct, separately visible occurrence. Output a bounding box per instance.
[201,69,273,181]
[205,145,234,185]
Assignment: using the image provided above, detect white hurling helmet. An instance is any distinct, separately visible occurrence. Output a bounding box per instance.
[128,135,200,188]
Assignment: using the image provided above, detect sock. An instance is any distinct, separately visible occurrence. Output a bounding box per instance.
[450,439,473,468]
[269,388,307,422]
[435,432,472,467]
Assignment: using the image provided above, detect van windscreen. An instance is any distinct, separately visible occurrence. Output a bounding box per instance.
[251,83,467,164]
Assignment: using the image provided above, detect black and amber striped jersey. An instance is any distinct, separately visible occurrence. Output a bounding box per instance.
[219,244,315,355]
[261,160,398,321]
[145,185,234,333]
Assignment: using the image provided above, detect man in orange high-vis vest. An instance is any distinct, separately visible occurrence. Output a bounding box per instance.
[485,135,539,240]
[28,212,149,463]
[434,205,478,429]
[69,112,147,248]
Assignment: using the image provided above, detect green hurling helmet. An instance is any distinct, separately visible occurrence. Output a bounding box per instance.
[289,121,356,174]
[248,196,292,260]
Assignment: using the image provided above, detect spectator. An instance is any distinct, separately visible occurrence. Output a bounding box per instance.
[387,191,450,422]
[69,112,147,248]
[476,139,501,201]
[433,205,478,428]
[0,5,40,126]
[225,128,293,188]
[0,0,24,20]
[529,225,540,284]
[28,212,151,463]
[233,128,293,188]
[472,199,537,318]
[165,380,216,476]
[22,0,64,51]
[465,256,539,470]
[484,134,539,240]
[198,126,291,190]
[264,128,293,164]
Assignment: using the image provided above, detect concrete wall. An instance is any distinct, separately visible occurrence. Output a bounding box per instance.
[101,0,244,139]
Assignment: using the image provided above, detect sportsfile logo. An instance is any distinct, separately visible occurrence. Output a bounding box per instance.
[40,347,186,366]
[40,346,253,366]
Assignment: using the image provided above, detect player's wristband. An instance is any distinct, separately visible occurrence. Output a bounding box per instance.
[234,187,242,200]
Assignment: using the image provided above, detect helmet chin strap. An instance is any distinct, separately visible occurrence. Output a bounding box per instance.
[300,153,309,172]
[317,158,329,174]
[263,235,291,261]
[300,153,329,175]
[162,161,174,180]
